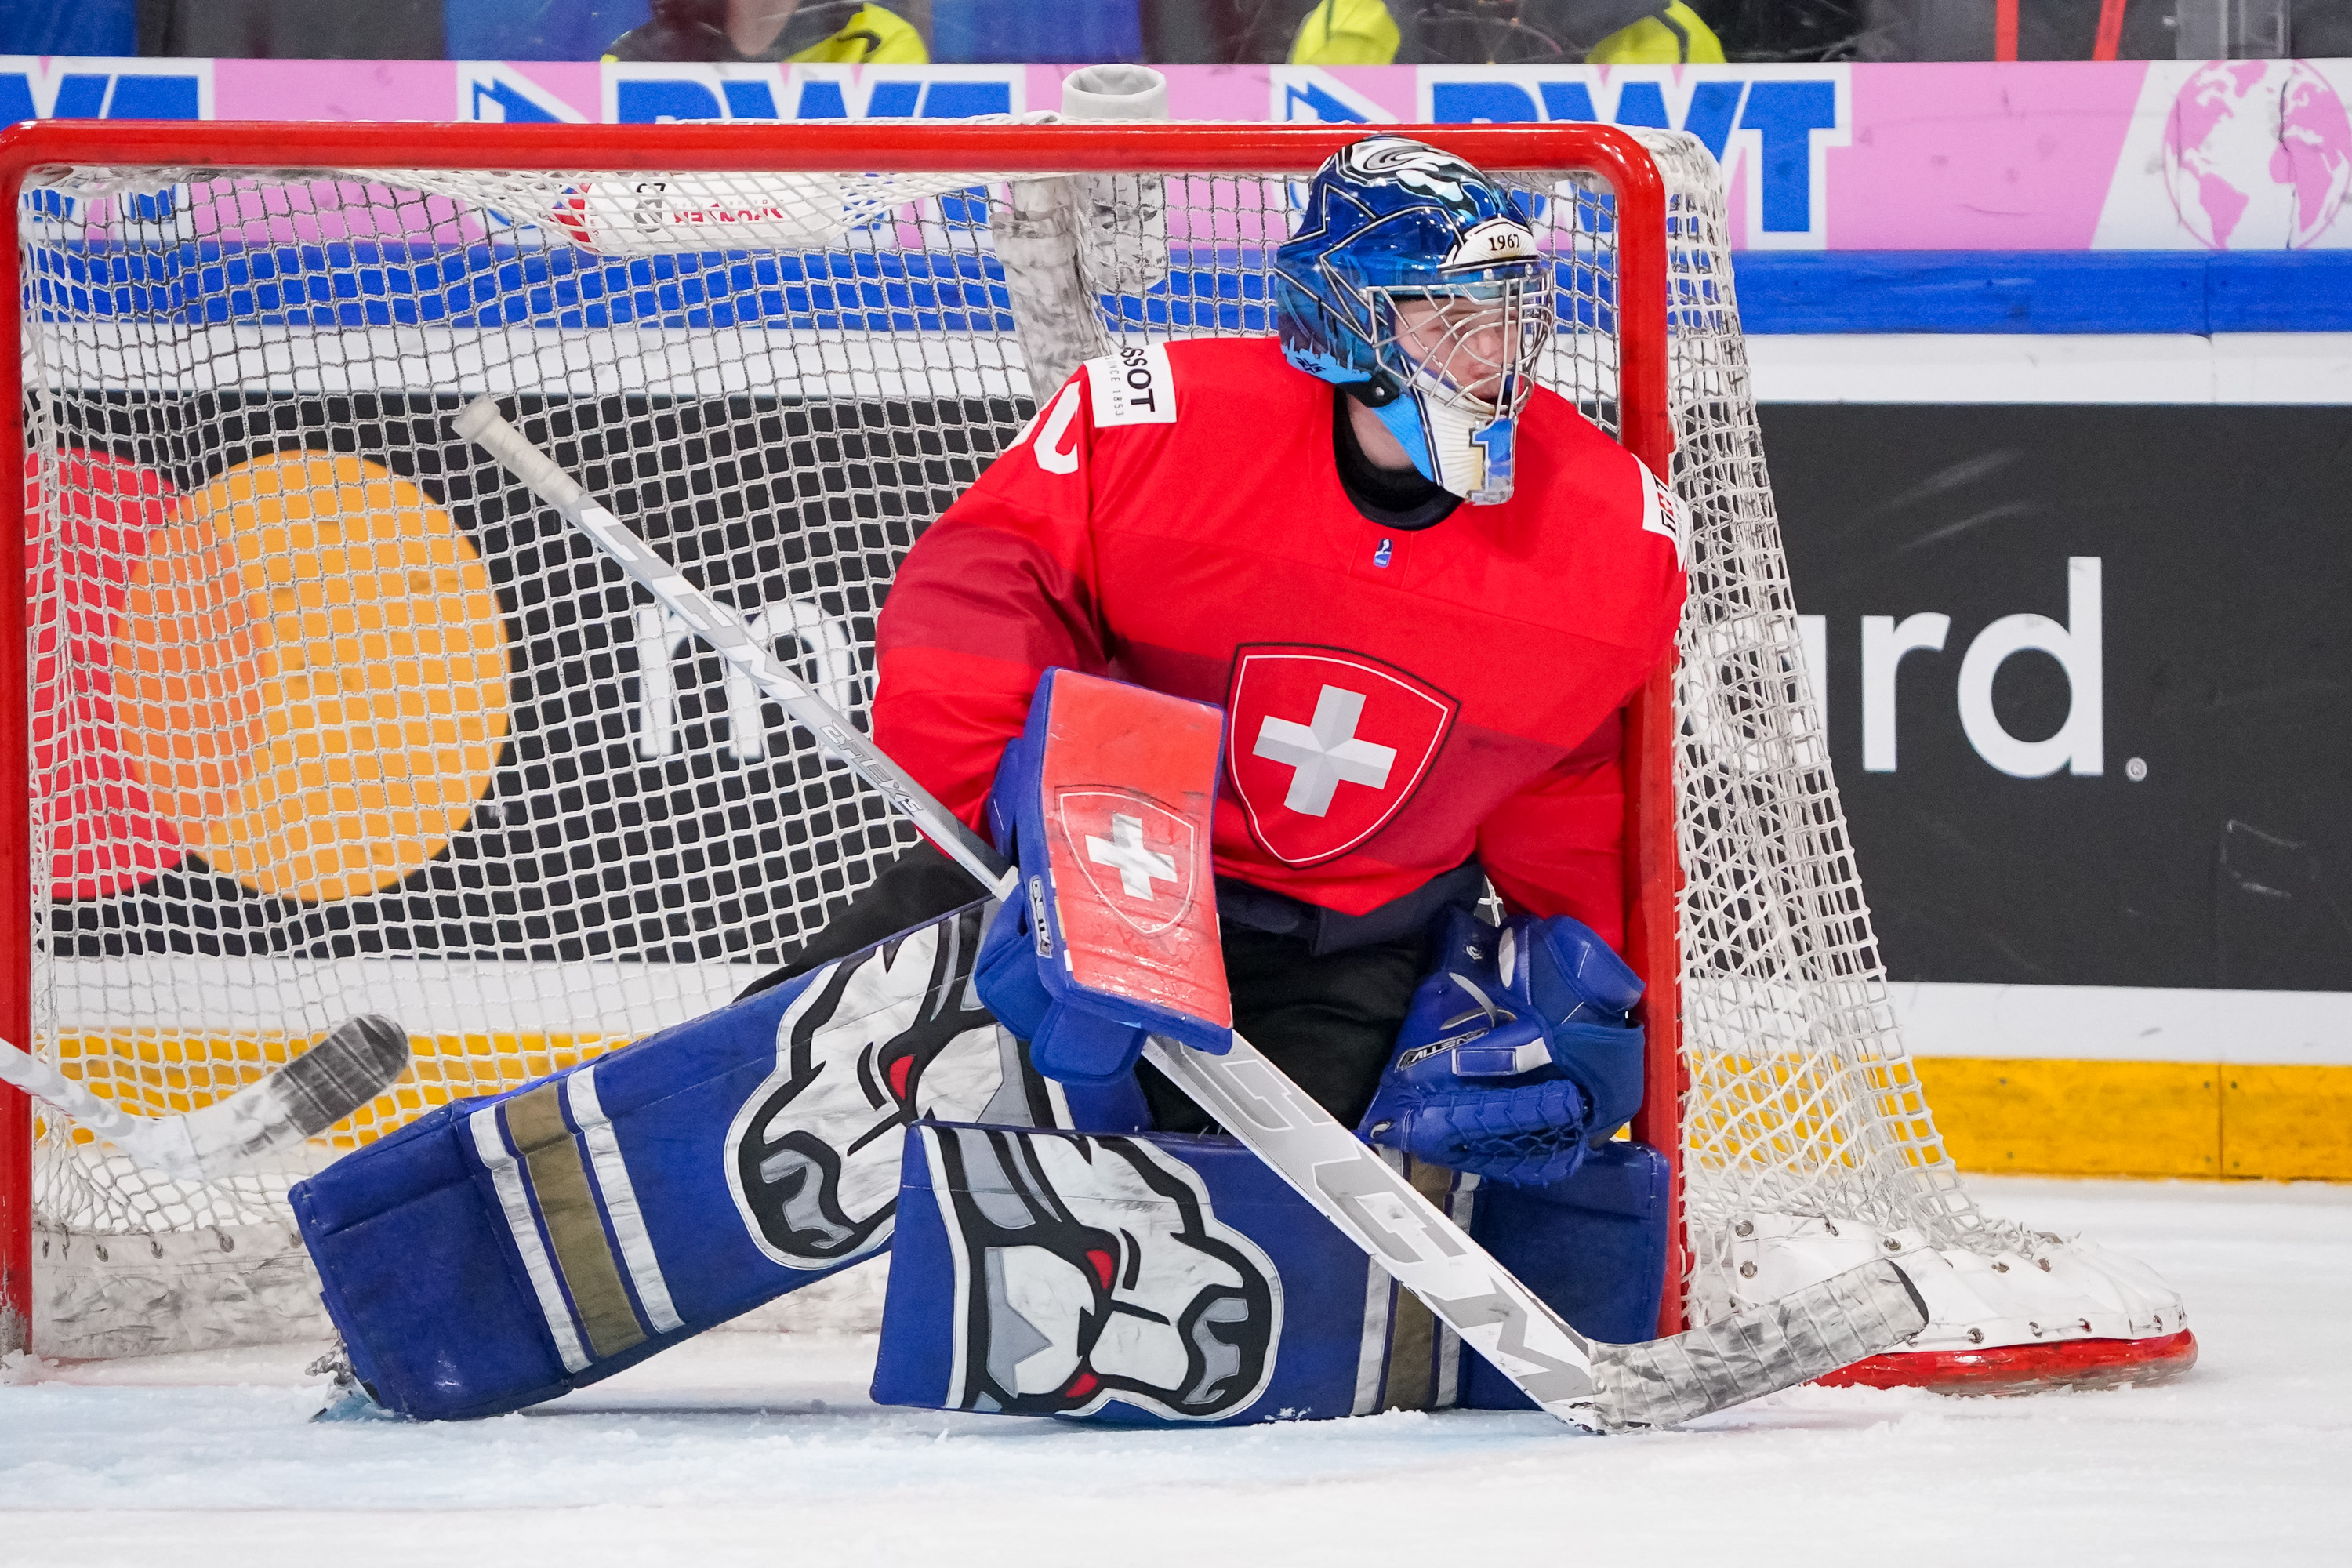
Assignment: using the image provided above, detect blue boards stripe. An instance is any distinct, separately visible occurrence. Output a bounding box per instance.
[1732,250,2352,335]
[24,238,2352,338]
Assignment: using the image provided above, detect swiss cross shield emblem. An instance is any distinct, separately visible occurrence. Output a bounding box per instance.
[1054,788,1199,938]
[1225,645,1458,866]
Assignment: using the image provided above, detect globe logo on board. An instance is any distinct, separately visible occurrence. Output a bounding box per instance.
[2163,60,2352,249]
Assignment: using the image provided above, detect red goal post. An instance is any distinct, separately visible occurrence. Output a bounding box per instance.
[0,118,1684,1352]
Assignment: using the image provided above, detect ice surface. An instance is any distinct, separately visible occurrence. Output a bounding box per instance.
[5,1178,2348,1568]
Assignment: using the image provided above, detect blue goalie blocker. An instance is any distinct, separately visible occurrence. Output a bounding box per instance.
[874,1122,1671,1425]
[292,900,1030,1421]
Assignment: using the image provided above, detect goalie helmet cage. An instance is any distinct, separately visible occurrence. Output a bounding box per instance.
[0,118,2189,1385]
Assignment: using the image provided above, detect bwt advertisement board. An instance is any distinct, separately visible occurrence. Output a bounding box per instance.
[7,56,2352,252]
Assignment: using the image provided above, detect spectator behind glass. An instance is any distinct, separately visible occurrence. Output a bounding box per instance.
[606,0,927,61]
[135,0,443,57]
[1859,0,2352,59]
[1279,0,1723,63]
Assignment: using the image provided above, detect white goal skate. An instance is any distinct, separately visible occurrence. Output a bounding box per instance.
[0,109,2190,1389]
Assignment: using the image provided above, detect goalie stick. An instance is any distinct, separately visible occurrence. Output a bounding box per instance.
[0,1017,412,1186]
[452,396,1929,1433]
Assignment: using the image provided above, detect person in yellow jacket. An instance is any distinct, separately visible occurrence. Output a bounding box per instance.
[607,0,926,64]
[1290,0,1723,66]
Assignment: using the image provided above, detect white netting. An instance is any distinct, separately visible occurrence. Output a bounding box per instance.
[13,130,2002,1352]
[1629,133,2026,1304]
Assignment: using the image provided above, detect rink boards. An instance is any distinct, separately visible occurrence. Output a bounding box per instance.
[35,957,2352,1179]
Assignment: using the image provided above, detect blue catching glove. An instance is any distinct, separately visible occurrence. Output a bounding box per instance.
[973,669,1232,1086]
[1357,905,1645,1186]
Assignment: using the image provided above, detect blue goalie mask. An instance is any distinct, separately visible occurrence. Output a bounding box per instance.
[1274,136,1552,505]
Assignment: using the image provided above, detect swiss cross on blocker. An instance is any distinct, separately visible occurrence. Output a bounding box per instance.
[1058,789,1196,937]
[1225,646,1458,866]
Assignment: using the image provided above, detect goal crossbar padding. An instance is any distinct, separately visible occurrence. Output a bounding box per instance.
[294,900,1018,1421]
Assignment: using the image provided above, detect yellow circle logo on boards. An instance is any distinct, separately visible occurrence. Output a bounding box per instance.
[110,452,512,903]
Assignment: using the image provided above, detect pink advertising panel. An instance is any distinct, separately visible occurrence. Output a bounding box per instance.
[4,56,2350,251]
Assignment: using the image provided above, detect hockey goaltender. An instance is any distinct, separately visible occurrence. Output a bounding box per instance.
[288,137,1922,1428]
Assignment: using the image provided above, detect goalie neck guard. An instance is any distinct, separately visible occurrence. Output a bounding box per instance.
[1273,136,1552,506]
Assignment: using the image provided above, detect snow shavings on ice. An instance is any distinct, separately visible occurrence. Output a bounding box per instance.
[5,1177,2350,1568]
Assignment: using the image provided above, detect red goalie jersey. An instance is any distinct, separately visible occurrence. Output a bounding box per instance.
[873,337,1686,948]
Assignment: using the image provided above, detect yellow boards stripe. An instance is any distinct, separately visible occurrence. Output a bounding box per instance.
[1915,1058,2352,1181]
[505,1082,648,1360]
[2220,1065,2352,1180]
[45,1030,630,1151]
[1917,1058,2221,1178]
[49,1036,2350,1185]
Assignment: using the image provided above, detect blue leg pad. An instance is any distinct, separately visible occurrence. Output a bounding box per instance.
[1458,1139,1671,1410]
[877,1123,1490,1425]
[293,901,1036,1421]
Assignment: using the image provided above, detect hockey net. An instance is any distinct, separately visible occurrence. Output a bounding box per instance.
[3,119,2185,1374]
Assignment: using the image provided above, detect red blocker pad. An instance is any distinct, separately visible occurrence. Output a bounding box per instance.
[975,669,1230,1083]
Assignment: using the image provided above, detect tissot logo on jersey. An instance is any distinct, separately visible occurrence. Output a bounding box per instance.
[1087,343,1179,426]
[1225,647,1459,866]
